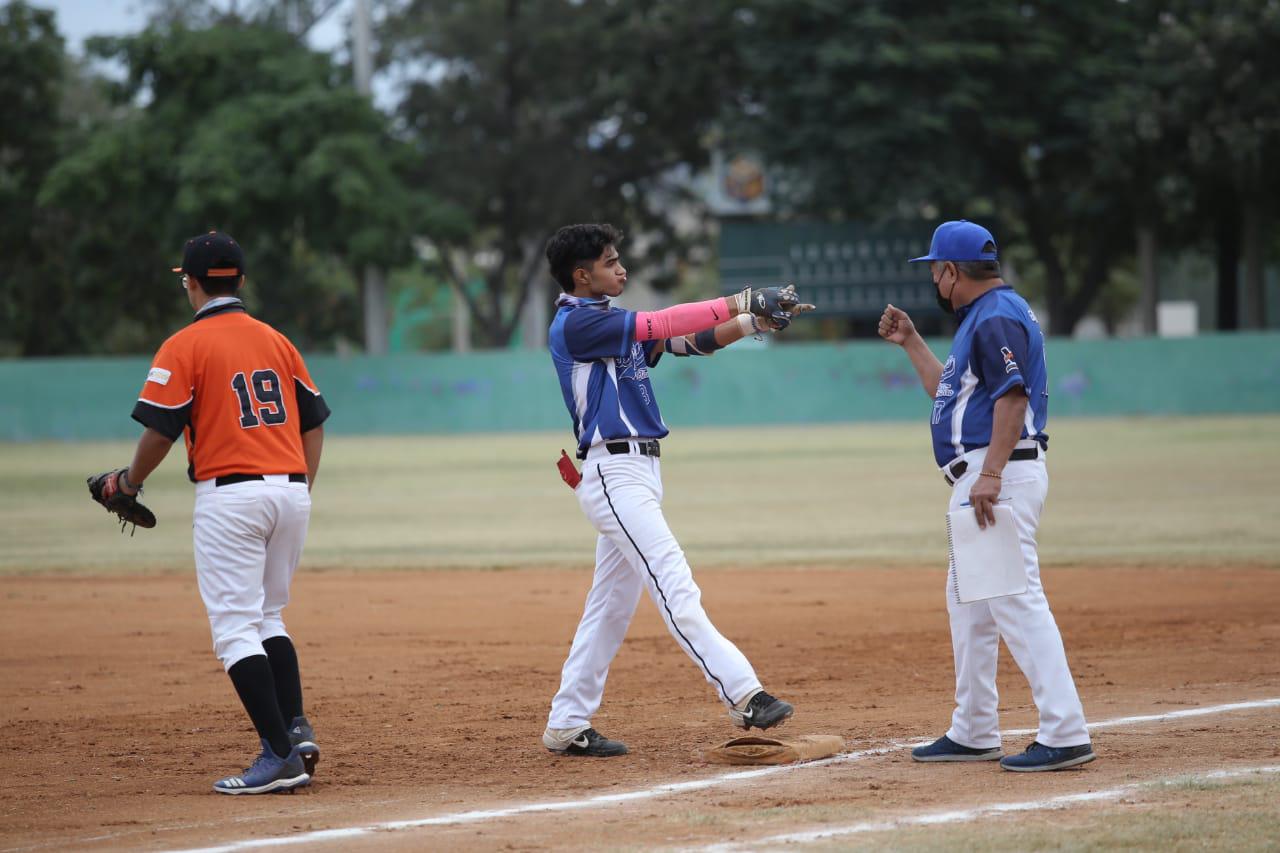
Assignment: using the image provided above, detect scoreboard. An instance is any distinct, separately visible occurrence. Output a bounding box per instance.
[719,221,942,317]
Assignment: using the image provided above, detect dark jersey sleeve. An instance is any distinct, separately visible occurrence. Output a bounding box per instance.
[289,342,331,432]
[972,316,1031,399]
[294,380,331,432]
[563,308,634,360]
[643,339,664,367]
[133,338,192,440]
[131,399,191,441]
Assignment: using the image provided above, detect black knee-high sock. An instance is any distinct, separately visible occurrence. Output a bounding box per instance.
[227,655,291,759]
[262,636,304,723]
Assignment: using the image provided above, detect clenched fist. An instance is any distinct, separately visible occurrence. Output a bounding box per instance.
[878,303,917,346]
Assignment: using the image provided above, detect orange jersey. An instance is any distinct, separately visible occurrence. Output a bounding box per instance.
[133,301,330,481]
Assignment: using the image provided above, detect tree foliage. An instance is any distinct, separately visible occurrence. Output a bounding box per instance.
[0,2,68,355]
[734,0,1149,334]
[1102,0,1280,328]
[4,0,1278,353]
[381,0,743,346]
[14,15,431,354]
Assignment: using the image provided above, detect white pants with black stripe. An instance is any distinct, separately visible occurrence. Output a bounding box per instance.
[547,446,762,730]
[193,476,311,670]
[944,448,1090,749]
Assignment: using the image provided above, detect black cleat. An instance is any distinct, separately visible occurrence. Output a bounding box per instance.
[544,727,629,757]
[730,690,795,731]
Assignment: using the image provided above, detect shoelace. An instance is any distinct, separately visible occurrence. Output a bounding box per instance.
[243,751,276,775]
[751,691,776,709]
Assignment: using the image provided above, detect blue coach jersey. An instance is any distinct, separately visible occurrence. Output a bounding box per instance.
[931,286,1049,467]
[549,295,669,457]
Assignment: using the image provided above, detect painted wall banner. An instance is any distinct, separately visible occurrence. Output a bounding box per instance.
[1,334,1277,441]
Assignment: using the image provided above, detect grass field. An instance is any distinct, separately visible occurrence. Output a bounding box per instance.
[808,773,1280,852]
[2,415,1279,850]
[3,414,1278,574]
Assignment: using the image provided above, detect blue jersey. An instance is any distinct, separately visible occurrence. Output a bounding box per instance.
[549,295,669,457]
[930,286,1049,466]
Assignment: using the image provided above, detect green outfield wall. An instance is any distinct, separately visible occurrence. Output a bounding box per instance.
[2,334,1277,441]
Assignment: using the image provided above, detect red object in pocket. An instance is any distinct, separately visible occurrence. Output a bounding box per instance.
[557,450,582,489]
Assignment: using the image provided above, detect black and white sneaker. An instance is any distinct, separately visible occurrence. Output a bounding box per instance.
[287,715,320,776]
[543,727,629,757]
[729,690,795,731]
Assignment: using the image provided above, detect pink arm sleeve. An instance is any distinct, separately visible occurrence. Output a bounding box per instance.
[634,297,733,342]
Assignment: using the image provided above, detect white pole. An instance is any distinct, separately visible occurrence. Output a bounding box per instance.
[352,0,387,353]
[353,0,373,96]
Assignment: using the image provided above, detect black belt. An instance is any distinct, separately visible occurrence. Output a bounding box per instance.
[576,439,662,460]
[215,473,307,487]
[943,446,1040,486]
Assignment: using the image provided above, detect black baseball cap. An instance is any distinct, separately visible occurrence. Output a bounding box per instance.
[171,231,245,279]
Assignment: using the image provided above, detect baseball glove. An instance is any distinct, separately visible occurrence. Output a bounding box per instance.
[744,284,816,330]
[86,468,156,535]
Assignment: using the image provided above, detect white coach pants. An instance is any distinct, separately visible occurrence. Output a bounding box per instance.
[944,450,1089,749]
[193,477,311,671]
[547,447,762,730]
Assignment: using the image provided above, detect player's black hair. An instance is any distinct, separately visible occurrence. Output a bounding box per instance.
[546,223,623,292]
[193,274,244,297]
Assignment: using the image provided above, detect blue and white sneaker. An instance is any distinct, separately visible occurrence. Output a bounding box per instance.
[1000,741,1096,772]
[911,735,1003,762]
[288,716,320,777]
[213,739,311,795]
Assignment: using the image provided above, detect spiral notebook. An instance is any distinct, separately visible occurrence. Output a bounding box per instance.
[946,504,1027,603]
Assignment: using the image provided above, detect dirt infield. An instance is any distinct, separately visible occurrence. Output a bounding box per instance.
[2,564,1278,851]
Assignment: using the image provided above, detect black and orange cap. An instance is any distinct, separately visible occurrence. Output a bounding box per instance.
[171,231,245,279]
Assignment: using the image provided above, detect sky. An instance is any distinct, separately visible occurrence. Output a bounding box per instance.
[31,0,408,105]
[36,0,350,55]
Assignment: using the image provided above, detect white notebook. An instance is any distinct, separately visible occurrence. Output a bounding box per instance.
[946,504,1027,603]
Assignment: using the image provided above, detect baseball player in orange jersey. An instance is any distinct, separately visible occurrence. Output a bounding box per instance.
[100,232,331,794]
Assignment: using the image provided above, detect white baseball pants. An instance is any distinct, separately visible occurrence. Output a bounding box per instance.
[944,448,1089,749]
[547,445,762,730]
[192,476,311,670]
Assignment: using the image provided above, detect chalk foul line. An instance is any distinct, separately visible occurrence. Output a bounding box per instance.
[698,764,1280,851]
[141,695,1280,853]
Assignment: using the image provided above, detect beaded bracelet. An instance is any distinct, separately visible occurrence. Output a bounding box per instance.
[979,470,1002,480]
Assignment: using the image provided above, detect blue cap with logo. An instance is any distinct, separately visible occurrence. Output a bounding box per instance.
[909,220,998,263]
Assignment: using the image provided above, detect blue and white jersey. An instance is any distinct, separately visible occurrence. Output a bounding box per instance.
[549,294,669,457]
[931,286,1049,467]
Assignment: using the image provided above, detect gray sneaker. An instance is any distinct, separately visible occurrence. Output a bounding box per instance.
[287,715,320,776]
[544,727,628,757]
[729,690,795,731]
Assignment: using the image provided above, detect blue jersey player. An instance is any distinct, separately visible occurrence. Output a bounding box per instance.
[879,220,1094,772]
[541,223,812,757]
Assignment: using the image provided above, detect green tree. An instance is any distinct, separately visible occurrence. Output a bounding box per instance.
[1110,0,1280,330]
[0,2,68,355]
[36,20,434,352]
[381,0,743,347]
[734,0,1146,335]
[143,0,344,38]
